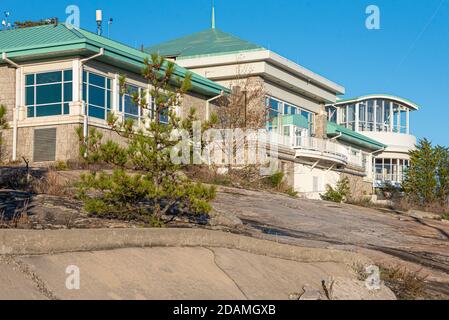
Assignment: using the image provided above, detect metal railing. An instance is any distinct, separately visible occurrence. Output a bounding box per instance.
[291,136,349,163]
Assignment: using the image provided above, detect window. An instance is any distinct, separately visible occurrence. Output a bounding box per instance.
[120,85,141,122]
[400,108,408,134]
[284,103,297,115]
[347,104,356,131]
[83,71,112,120]
[374,158,410,183]
[266,97,281,131]
[375,100,383,131]
[383,100,391,131]
[26,70,73,118]
[301,110,314,135]
[359,103,366,131]
[365,100,373,131]
[326,106,337,123]
[393,103,400,133]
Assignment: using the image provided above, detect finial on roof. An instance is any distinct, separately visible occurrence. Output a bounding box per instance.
[211,0,216,29]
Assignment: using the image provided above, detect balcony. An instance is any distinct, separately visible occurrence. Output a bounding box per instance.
[292,137,349,165]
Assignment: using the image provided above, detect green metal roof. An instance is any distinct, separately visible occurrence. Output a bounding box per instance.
[146,28,264,59]
[333,94,420,111]
[327,122,386,151]
[0,24,228,96]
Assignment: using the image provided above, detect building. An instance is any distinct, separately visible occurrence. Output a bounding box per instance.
[0,23,227,164]
[147,26,391,199]
[0,20,419,200]
[326,94,419,188]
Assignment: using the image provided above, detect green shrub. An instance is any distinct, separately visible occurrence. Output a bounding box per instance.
[320,177,351,203]
[267,172,284,189]
[53,161,69,171]
[76,54,216,226]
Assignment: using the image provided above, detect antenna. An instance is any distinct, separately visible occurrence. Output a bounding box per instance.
[107,18,113,38]
[2,11,11,30]
[96,10,103,35]
[211,0,215,29]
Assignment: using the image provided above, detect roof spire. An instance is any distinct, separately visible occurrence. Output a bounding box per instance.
[211,0,216,29]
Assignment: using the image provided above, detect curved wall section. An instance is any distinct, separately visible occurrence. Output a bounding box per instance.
[361,132,416,155]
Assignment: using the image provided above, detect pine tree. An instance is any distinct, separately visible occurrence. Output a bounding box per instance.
[403,139,439,206]
[77,55,216,225]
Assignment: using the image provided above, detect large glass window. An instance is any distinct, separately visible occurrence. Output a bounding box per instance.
[265,96,315,135]
[266,97,280,131]
[284,103,297,115]
[120,85,140,122]
[83,71,112,120]
[393,103,400,133]
[374,158,410,183]
[383,100,391,131]
[375,100,383,131]
[26,70,73,118]
[366,100,374,131]
[326,106,337,123]
[359,103,366,131]
[347,104,356,131]
[400,109,407,134]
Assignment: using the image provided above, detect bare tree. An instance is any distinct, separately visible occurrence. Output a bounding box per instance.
[208,64,268,171]
[213,63,267,130]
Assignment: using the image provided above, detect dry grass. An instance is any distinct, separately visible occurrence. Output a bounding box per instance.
[0,198,31,229]
[354,263,429,300]
[184,165,298,197]
[380,265,429,300]
[30,169,68,197]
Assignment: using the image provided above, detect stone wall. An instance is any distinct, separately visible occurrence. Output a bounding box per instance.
[0,65,15,163]
[0,65,15,122]
[314,105,328,139]
[181,92,210,122]
[15,124,82,163]
[341,173,373,200]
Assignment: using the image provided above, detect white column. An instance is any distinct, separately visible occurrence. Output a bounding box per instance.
[12,67,22,161]
[355,103,360,132]
[71,59,82,116]
[388,101,394,132]
[143,85,151,128]
[112,74,119,113]
[373,101,377,132]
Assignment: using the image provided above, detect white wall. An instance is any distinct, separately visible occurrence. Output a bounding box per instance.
[293,163,341,199]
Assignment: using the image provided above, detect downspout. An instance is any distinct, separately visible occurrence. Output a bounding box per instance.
[2,53,20,162]
[369,146,385,186]
[206,90,225,121]
[79,48,105,156]
[330,132,342,141]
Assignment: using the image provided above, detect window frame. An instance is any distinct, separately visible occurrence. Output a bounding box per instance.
[25,70,73,118]
[83,70,112,121]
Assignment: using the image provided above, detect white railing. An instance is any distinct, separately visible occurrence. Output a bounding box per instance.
[348,154,364,168]
[292,137,349,163]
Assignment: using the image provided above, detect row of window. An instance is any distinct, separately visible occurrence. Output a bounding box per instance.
[25,70,169,124]
[374,158,410,183]
[266,97,315,134]
[327,99,410,134]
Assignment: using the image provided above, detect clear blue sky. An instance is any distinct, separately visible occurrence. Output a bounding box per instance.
[3,0,449,146]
